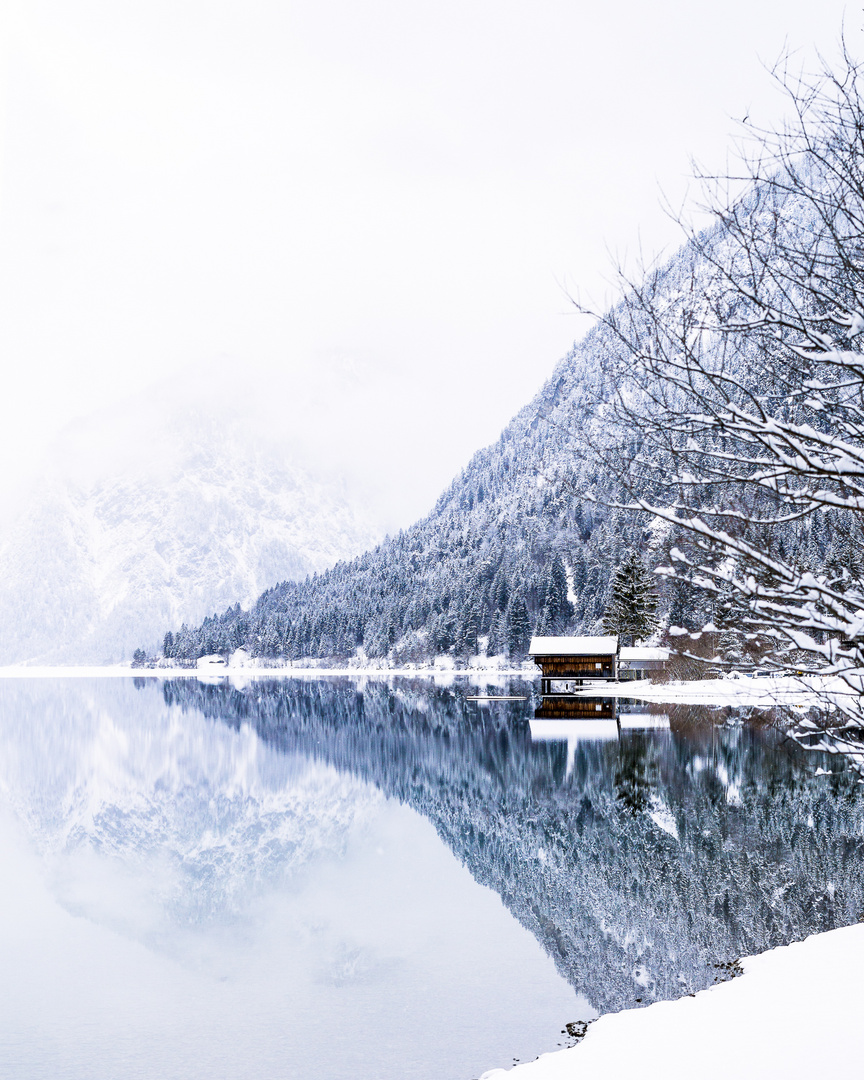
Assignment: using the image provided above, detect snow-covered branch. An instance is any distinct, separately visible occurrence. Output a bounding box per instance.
[577,42,864,708]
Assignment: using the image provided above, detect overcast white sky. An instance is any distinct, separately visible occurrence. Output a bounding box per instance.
[0,0,856,529]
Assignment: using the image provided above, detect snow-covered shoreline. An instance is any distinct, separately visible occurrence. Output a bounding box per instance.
[480,922,864,1079]
[0,665,857,707]
[0,663,533,680]
[605,673,862,709]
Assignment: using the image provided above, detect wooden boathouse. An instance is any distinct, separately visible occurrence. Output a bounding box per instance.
[529,635,619,694]
[529,636,670,693]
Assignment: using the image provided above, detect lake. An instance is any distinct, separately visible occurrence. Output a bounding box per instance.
[0,675,861,1079]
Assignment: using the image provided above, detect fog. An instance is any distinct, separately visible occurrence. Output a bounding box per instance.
[0,0,854,529]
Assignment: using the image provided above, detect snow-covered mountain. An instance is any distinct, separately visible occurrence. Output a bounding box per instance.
[0,395,381,665]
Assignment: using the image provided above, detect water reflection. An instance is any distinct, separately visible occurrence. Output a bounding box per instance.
[0,678,582,1080]
[1,676,863,1079]
[531,699,669,776]
[157,677,864,1015]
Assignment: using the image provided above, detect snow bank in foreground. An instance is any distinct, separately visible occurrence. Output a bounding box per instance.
[481,922,864,1080]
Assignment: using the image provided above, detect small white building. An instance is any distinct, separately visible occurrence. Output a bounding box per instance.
[618,646,670,680]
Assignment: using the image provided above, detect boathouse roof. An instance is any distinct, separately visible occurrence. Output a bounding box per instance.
[528,635,619,656]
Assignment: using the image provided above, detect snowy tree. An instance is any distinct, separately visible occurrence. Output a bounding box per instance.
[455,599,480,658]
[582,42,864,707]
[505,591,531,658]
[534,603,553,636]
[487,611,505,655]
[541,554,573,630]
[602,552,659,645]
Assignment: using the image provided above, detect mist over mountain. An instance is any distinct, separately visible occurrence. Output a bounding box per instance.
[158,329,644,663]
[0,389,381,665]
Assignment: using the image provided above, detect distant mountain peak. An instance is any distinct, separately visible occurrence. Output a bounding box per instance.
[0,398,381,665]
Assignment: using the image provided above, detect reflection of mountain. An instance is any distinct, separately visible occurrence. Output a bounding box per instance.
[0,679,383,929]
[160,677,864,1014]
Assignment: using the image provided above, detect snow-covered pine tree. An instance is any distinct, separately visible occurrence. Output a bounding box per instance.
[602,552,658,646]
[534,603,553,636]
[505,591,531,658]
[456,599,480,658]
[541,554,573,631]
[487,611,503,656]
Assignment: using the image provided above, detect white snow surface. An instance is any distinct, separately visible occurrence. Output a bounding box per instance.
[602,673,862,709]
[481,922,864,1079]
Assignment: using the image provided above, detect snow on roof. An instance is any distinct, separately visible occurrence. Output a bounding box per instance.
[528,635,619,656]
[529,718,619,741]
[619,647,670,661]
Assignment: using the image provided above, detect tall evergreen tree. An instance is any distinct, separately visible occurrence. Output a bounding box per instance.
[487,611,504,656]
[541,554,573,629]
[505,591,531,658]
[456,599,480,658]
[534,603,553,636]
[602,552,658,646]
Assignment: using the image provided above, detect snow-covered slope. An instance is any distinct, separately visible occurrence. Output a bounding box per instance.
[0,400,380,665]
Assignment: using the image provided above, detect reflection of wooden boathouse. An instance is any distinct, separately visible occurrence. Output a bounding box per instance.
[529,708,670,774]
[533,696,617,719]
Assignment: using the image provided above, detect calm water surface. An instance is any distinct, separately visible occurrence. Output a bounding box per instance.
[0,676,862,1080]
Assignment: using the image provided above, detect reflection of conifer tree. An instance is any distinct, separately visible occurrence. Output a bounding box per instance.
[614,738,656,813]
